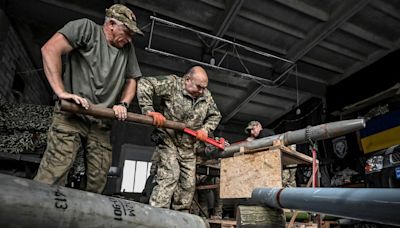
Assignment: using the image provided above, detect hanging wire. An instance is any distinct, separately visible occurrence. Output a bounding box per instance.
[196,33,211,48]
[272,101,323,131]
[233,45,250,74]
[270,63,296,89]
[217,44,232,67]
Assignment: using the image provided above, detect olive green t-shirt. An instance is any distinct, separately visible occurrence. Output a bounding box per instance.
[59,18,141,108]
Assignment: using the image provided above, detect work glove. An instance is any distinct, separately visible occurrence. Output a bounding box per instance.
[147,111,166,128]
[196,129,208,142]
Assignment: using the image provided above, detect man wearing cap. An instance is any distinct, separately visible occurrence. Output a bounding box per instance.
[245,121,275,142]
[34,4,143,193]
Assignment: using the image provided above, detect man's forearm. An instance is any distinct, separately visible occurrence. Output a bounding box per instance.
[119,78,137,104]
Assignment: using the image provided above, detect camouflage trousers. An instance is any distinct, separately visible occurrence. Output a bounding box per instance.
[194,176,223,218]
[34,108,112,193]
[149,138,196,211]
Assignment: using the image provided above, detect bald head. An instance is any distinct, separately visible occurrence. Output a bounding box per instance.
[184,66,209,98]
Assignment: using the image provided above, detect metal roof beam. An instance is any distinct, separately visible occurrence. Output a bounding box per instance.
[330,39,400,85]
[208,0,244,51]
[221,82,264,124]
[273,0,329,21]
[277,0,370,72]
[202,0,306,39]
[301,57,345,74]
[341,22,393,49]
[38,0,103,19]
[319,41,366,61]
[370,1,400,21]
[127,0,212,30]
[240,9,306,39]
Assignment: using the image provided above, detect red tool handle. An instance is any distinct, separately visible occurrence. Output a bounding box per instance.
[183,128,225,150]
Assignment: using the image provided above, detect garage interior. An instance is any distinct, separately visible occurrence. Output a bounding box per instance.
[1,0,400,227]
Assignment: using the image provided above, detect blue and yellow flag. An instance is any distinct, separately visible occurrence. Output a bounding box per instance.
[360,110,400,154]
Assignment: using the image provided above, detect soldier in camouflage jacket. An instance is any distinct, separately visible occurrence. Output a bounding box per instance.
[137,66,221,211]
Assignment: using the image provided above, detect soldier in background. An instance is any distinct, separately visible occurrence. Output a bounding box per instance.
[137,66,222,212]
[34,4,143,193]
[244,120,275,142]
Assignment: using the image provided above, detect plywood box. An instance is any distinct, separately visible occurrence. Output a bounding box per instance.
[220,149,283,199]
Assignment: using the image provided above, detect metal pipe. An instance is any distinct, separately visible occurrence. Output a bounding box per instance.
[219,119,366,157]
[60,100,187,131]
[149,16,294,64]
[0,173,208,228]
[145,47,273,85]
[147,18,155,49]
[252,187,400,226]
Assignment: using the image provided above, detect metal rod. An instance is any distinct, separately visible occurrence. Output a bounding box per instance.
[60,100,187,131]
[219,119,366,157]
[147,18,155,49]
[145,47,274,85]
[252,187,400,226]
[312,148,318,188]
[149,16,294,64]
[0,173,208,228]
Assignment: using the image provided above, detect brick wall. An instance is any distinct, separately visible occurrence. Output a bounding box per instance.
[0,10,52,105]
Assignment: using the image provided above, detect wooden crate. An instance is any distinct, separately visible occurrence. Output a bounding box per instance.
[220,142,314,199]
[220,148,283,198]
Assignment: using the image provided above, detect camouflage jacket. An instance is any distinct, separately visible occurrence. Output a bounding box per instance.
[137,75,222,148]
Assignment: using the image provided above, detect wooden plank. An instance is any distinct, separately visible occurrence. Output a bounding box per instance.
[230,142,314,166]
[236,205,285,228]
[220,149,282,199]
[280,145,314,165]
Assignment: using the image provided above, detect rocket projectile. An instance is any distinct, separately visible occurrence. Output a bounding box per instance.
[219,119,366,157]
[0,173,207,228]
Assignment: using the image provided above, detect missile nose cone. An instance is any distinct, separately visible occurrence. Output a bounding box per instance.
[360,118,366,128]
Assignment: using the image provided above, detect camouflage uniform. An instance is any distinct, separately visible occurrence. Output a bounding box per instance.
[34,106,112,192]
[137,75,221,211]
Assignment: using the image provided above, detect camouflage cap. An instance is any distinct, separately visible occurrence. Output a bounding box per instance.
[245,121,261,134]
[105,4,144,36]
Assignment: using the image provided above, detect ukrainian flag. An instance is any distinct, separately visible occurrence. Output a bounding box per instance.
[360,110,400,154]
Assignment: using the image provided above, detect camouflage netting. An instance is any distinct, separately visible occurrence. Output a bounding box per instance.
[1,101,53,132]
[70,147,86,175]
[0,94,53,154]
[282,168,297,187]
[0,94,86,180]
[0,130,50,155]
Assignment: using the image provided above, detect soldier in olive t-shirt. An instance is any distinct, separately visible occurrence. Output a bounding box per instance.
[34,4,143,193]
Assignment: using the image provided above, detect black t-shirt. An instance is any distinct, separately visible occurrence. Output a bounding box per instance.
[257,128,275,138]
